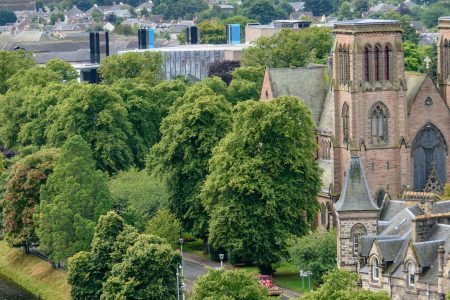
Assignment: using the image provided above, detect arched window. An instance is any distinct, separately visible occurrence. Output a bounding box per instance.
[407,262,415,286]
[342,102,349,143]
[339,45,350,85]
[374,45,381,81]
[384,44,392,81]
[370,102,389,144]
[364,46,370,82]
[351,224,367,256]
[376,189,386,208]
[372,257,380,281]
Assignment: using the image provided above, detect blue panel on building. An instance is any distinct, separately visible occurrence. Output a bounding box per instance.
[148,28,154,48]
[227,24,240,45]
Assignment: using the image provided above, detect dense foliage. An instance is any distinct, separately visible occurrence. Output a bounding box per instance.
[302,269,390,300]
[148,80,233,240]
[35,136,111,262]
[0,51,36,94]
[288,230,337,282]
[0,10,17,26]
[201,96,322,274]
[145,208,182,248]
[241,27,333,68]
[2,149,59,250]
[109,169,168,231]
[191,269,271,300]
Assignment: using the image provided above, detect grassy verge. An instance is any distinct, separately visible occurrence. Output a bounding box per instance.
[0,241,70,300]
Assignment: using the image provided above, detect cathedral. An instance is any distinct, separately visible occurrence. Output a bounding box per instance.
[260,17,450,299]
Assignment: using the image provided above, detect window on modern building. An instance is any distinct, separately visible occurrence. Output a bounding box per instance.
[372,258,379,281]
[374,45,380,81]
[370,102,389,143]
[408,262,415,286]
[364,46,370,82]
[342,102,349,143]
[384,44,392,81]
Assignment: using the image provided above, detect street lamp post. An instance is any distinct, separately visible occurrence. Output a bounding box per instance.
[219,253,224,269]
[179,238,184,277]
[176,267,180,300]
[178,238,185,300]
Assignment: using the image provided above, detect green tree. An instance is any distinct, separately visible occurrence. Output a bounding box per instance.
[35,0,45,10]
[226,66,265,104]
[45,84,133,174]
[46,59,79,81]
[91,9,104,22]
[240,0,275,24]
[242,27,333,68]
[2,149,59,251]
[34,136,112,262]
[68,211,138,300]
[222,15,256,42]
[198,19,226,44]
[201,96,322,274]
[109,169,168,231]
[191,269,271,300]
[113,24,138,36]
[287,230,336,282]
[100,234,181,299]
[50,12,65,24]
[418,1,450,28]
[98,52,164,84]
[301,269,390,300]
[337,2,353,20]
[304,0,338,16]
[148,85,232,241]
[0,51,35,94]
[145,208,182,248]
[403,41,431,72]
[0,10,17,25]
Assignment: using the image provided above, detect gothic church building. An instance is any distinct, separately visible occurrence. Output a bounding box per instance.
[261,18,450,228]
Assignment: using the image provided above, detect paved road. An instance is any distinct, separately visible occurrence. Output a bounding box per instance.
[182,253,300,300]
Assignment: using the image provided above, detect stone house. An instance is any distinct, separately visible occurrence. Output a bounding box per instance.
[334,155,450,299]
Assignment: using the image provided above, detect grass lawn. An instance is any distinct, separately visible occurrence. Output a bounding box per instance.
[0,241,70,300]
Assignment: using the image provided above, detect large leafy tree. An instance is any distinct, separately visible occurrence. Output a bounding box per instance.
[302,269,390,300]
[287,230,336,282]
[0,10,17,26]
[2,149,59,251]
[191,269,271,300]
[304,0,338,16]
[45,84,133,174]
[98,52,164,85]
[148,82,232,240]
[198,19,226,44]
[145,208,182,248]
[0,50,34,94]
[34,136,112,262]
[100,234,181,299]
[68,211,139,300]
[201,96,322,274]
[109,169,168,231]
[208,60,241,85]
[226,66,265,104]
[242,27,333,68]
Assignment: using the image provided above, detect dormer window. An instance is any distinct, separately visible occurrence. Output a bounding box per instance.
[408,263,415,286]
[372,258,379,281]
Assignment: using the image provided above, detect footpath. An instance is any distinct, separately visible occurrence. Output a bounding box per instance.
[183,252,301,299]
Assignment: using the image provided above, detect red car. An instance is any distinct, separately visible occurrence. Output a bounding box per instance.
[257,275,283,296]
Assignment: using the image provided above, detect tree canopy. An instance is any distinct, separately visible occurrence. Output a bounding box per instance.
[201,96,322,273]
[147,82,233,239]
[288,230,337,282]
[145,208,182,248]
[0,51,35,94]
[191,269,271,300]
[241,27,333,68]
[35,136,112,262]
[2,149,59,250]
[301,269,390,300]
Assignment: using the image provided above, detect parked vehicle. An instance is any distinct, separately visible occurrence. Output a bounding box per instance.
[257,274,283,296]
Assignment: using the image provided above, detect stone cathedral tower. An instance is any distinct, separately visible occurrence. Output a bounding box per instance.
[333,20,409,200]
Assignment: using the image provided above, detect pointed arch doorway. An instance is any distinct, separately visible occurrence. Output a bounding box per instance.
[412,123,447,192]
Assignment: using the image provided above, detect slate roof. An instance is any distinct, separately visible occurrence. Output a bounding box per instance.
[380,200,406,221]
[405,72,427,112]
[334,157,379,212]
[266,66,330,125]
[359,199,450,283]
